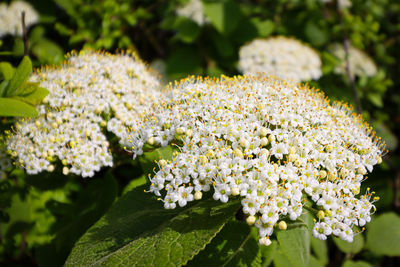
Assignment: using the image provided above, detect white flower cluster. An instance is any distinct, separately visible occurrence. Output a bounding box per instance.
[238,37,322,83]
[176,0,208,26]
[6,51,160,177]
[330,43,377,78]
[0,1,39,37]
[320,0,352,9]
[124,75,385,244]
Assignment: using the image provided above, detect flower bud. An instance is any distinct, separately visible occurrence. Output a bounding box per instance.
[194,191,202,200]
[159,159,167,167]
[62,167,69,175]
[260,137,268,147]
[268,135,276,143]
[319,170,327,179]
[278,221,287,230]
[259,237,272,246]
[246,215,256,225]
[260,127,268,137]
[147,137,155,145]
[231,187,240,196]
[47,165,55,172]
[239,137,249,148]
[233,148,243,158]
[317,210,325,219]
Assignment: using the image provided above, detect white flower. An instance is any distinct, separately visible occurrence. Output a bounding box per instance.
[176,0,208,26]
[238,37,322,82]
[0,1,39,37]
[128,75,385,243]
[330,43,377,77]
[6,50,160,177]
[320,0,352,9]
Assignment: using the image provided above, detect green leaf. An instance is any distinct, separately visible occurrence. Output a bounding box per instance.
[310,238,328,265]
[252,18,274,37]
[36,172,118,267]
[203,0,241,35]
[65,186,240,267]
[309,256,324,267]
[0,80,10,98]
[333,233,364,254]
[31,39,64,64]
[276,226,310,267]
[166,46,203,79]
[366,93,383,107]
[187,220,261,266]
[273,247,295,267]
[366,212,400,256]
[0,98,38,117]
[13,86,49,105]
[261,240,277,267]
[121,175,147,195]
[174,17,201,43]
[304,22,328,47]
[6,56,32,97]
[342,260,373,267]
[0,62,15,81]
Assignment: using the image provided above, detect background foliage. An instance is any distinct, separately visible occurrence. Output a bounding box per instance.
[0,0,399,266]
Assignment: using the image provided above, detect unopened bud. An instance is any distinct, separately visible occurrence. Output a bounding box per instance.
[47,165,55,172]
[62,167,69,175]
[317,210,325,219]
[260,127,268,137]
[278,221,287,230]
[233,148,243,158]
[194,191,202,200]
[259,237,272,246]
[231,187,240,196]
[260,137,268,147]
[319,170,327,179]
[246,215,256,225]
[268,135,276,143]
[147,136,155,145]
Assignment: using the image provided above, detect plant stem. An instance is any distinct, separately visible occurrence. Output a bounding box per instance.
[336,1,362,114]
[21,11,29,57]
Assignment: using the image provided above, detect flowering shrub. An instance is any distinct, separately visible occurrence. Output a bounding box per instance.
[238,37,322,82]
[6,50,160,177]
[122,75,385,244]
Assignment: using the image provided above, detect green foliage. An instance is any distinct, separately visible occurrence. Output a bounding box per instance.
[0,56,48,117]
[65,185,240,266]
[342,260,373,267]
[333,233,364,254]
[276,226,310,267]
[187,220,262,266]
[366,212,400,256]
